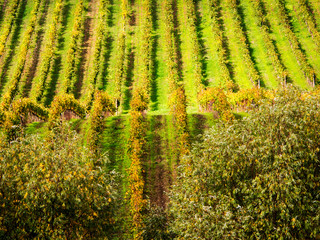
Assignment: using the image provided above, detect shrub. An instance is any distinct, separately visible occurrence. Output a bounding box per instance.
[0,123,120,239]
[142,206,176,240]
[48,94,86,128]
[170,88,320,239]
[227,87,271,109]
[1,98,49,142]
[88,91,115,152]
[198,87,234,121]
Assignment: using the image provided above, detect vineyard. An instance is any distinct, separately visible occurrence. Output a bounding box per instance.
[1,0,320,238]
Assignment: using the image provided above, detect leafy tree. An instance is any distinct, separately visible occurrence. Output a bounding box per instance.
[0,123,120,239]
[170,88,320,239]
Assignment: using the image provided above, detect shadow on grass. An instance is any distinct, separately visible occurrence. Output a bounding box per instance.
[194,0,209,87]
[0,0,27,96]
[43,1,72,106]
[150,0,159,111]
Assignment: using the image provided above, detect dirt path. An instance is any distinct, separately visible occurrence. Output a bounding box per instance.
[76,0,99,99]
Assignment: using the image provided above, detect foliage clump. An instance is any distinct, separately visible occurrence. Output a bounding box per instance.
[228,87,271,109]
[88,91,115,153]
[1,98,48,142]
[0,124,119,239]
[170,88,320,239]
[127,88,149,239]
[198,87,234,121]
[48,94,86,128]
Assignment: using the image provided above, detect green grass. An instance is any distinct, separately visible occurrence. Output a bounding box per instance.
[55,0,80,92]
[240,0,279,89]
[149,0,170,113]
[263,0,311,89]
[221,1,254,89]
[198,0,226,87]
[177,0,201,112]
[284,0,320,81]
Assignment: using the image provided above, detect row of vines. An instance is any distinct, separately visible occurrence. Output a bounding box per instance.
[201,0,235,90]
[0,0,319,109]
[111,0,131,111]
[161,0,190,158]
[60,0,86,95]
[222,0,260,87]
[0,0,25,95]
[127,0,154,238]
[0,0,21,57]
[247,0,287,85]
[29,0,63,103]
[81,0,110,108]
[1,0,42,111]
[262,0,315,86]
[291,0,320,49]
[177,0,204,100]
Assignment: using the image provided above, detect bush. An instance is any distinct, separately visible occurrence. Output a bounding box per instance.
[0,123,119,239]
[227,87,271,109]
[142,206,176,240]
[198,87,234,121]
[169,88,320,239]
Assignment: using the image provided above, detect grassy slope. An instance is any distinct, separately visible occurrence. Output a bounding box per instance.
[0,0,34,95]
[262,0,310,89]
[54,0,80,94]
[240,0,279,89]
[220,1,254,89]
[177,0,201,112]
[149,0,169,114]
[106,0,122,96]
[284,0,320,82]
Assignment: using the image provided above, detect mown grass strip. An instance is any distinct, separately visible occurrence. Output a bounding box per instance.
[0,0,20,57]
[221,0,260,88]
[200,0,234,89]
[241,0,287,88]
[81,0,110,109]
[59,0,86,95]
[0,1,41,110]
[262,0,316,87]
[29,0,63,103]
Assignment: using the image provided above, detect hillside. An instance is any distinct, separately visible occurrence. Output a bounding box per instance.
[0,0,320,238]
[0,0,319,111]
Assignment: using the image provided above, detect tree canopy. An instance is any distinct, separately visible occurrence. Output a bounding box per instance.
[170,88,320,239]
